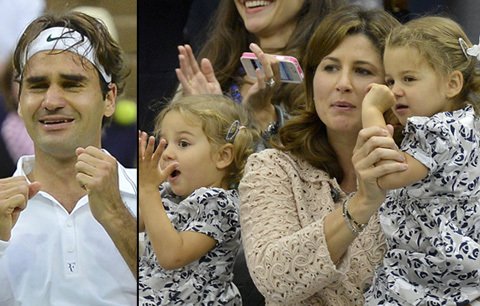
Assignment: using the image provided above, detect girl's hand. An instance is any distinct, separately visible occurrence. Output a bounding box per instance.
[175,44,222,96]
[363,83,395,113]
[138,131,178,190]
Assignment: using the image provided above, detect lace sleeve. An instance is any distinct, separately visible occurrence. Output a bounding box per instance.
[239,150,351,303]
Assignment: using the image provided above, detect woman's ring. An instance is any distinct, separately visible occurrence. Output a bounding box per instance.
[266,78,276,87]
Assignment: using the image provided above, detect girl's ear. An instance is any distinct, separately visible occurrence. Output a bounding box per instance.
[215,143,234,170]
[445,70,463,98]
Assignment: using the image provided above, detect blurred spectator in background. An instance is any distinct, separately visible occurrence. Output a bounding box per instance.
[0,0,44,177]
[138,0,220,134]
[0,56,34,166]
[0,0,45,74]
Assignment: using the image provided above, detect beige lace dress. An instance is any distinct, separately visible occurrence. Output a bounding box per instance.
[238,149,387,305]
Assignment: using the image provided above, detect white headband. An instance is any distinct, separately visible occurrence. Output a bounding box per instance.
[21,27,112,83]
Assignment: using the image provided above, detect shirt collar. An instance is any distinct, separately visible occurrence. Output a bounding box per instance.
[117,163,137,196]
[13,155,34,179]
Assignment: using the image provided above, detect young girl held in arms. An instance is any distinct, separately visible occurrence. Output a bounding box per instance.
[362,16,480,305]
[138,95,258,305]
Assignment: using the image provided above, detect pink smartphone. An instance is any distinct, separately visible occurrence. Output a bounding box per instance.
[240,52,304,84]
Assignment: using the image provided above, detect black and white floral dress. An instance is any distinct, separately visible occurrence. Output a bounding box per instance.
[365,106,480,305]
[139,184,242,305]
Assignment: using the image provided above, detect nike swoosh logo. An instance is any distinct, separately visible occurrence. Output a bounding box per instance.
[46,30,78,42]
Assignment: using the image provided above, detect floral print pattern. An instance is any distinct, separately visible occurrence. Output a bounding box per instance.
[365,106,480,305]
[139,185,242,305]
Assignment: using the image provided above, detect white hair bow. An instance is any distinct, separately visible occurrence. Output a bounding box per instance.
[459,36,480,60]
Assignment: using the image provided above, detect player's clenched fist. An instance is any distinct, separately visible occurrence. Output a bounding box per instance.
[75,146,122,224]
[0,177,40,241]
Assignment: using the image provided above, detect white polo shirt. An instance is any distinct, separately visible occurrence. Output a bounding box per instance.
[0,155,137,306]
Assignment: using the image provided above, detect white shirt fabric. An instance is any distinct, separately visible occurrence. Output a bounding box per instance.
[0,154,137,306]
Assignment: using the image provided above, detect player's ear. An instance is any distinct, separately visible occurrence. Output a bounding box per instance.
[103,83,117,117]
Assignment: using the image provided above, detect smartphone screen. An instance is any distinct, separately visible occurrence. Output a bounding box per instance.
[240,53,303,84]
[279,61,293,82]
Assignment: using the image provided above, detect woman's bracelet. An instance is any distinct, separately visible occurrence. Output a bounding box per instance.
[342,194,368,235]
